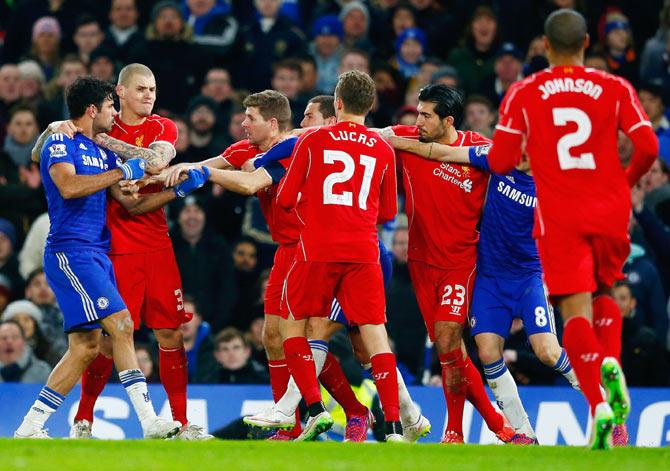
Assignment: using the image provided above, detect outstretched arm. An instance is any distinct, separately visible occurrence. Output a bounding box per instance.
[208,168,273,196]
[388,136,470,163]
[94,133,176,173]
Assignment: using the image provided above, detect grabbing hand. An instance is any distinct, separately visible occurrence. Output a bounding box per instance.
[119,158,146,180]
[174,167,211,198]
[162,163,202,187]
[51,120,81,139]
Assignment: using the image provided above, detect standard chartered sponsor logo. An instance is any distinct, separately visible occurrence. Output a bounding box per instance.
[432,163,473,193]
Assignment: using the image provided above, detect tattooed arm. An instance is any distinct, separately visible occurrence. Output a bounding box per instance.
[94,133,176,173]
[32,121,81,162]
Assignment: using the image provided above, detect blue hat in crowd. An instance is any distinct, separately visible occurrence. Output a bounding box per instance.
[395,27,428,54]
[0,218,16,248]
[313,15,343,40]
[496,42,523,61]
[605,19,629,34]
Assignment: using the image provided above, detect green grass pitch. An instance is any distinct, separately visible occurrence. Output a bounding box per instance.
[3,439,668,471]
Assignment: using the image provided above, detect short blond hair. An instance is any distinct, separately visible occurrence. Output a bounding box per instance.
[118,63,154,86]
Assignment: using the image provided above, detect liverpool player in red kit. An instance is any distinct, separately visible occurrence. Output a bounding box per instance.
[275,71,402,442]
[382,85,517,444]
[68,64,211,440]
[486,10,658,449]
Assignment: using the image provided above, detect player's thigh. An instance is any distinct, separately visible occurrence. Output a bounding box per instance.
[306,315,343,341]
[434,265,476,326]
[109,252,146,329]
[591,234,629,289]
[282,261,335,320]
[267,245,296,317]
[517,273,557,337]
[537,225,595,296]
[470,274,514,340]
[407,261,439,341]
[336,263,386,326]
[44,251,126,333]
[144,247,186,330]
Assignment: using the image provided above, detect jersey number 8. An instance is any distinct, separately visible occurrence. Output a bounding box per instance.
[323,150,376,209]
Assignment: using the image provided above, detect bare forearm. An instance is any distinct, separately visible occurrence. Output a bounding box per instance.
[32,126,57,162]
[128,189,177,215]
[95,134,170,170]
[209,168,270,195]
[389,137,467,162]
[58,169,123,199]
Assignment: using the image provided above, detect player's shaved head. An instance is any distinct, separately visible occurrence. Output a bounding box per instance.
[117,63,154,86]
[544,9,587,55]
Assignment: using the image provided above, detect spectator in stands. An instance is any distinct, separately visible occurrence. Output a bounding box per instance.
[129,1,201,114]
[223,106,247,147]
[88,47,117,82]
[598,10,638,86]
[231,237,260,331]
[614,280,670,385]
[18,212,49,280]
[373,63,404,110]
[430,65,460,89]
[309,15,344,94]
[24,17,62,82]
[0,219,23,301]
[376,3,417,60]
[171,196,237,333]
[339,1,374,54]
[1,299,59,366]
[201,67,236,132]
[0,276,11,313]
[185,95,226,159]
[24,268,67,361]
[171,116,195,165]
[73,15,104,65]
[135,343,160,384]
[297,55,321,99]
[624,243,669,349]
[385,225,426,378]
[271,59,307,127]
[101,0,145,64]
[638,83,670,137]
[447,6,499,94]
[245,315,266,367]
[181,295,215,381]
[0,106,46,245]
[0,64,21,142]
[197,327,269,384]
[16,61,46,110]
[463,95,495,138]
[185,0,239,66]
[390,27,427,80]
[409,0,457,59]
[339,48,370,75]
[640,2,670,89]
[0,320,51,383]
[641,159,670,217]
[525,35,546,62]
[38,55,87,127]
[235,0,306,92]
[393,106,418,126]
[584,52,610,72]
[403,57,442,106]
[477,42,523,107]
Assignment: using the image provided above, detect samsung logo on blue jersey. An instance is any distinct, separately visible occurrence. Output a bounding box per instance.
[496,180,536,207]
[82,155,109,170]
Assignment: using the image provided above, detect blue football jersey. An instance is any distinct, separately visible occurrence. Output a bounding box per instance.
[469,146,541,278]
[40,132,119,253]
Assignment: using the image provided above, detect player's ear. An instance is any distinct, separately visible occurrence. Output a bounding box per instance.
[115,84,124,98]
[542,35,551,54]
[583,33,590,51]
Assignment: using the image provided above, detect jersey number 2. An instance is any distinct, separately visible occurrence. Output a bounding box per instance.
[552,108,596,170]
[323,150,376,209]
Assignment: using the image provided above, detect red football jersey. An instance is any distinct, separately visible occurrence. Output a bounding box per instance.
[277,121,397,263]
[392,125,490,269]
[107,115,177,254]
[490,66,652,236]
[221,139,300,246]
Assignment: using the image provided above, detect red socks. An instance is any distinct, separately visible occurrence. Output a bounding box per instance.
[563,316,605,414]
[319,352,368,418]
[370,352,400,422]
[75,353,113,423]
[592,295,623,361]
[283,337,322,405]
[159,346,189,425]
[439,349,466,435]
[267,358,302,438]
[464,356,503,433]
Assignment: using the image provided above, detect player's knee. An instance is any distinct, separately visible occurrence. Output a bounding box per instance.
[262,325,282,351]
[154,328,182,348]
[535,343,559,365]
[71,339,100,364]
[477,345,502,365]
[434,325,461,353]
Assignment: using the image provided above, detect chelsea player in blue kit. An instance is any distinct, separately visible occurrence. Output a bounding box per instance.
[14,77,182,439]
[388,136,580,443]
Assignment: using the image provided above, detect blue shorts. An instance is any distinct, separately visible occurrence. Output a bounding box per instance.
[330,240,393,327]
[470,272,556,338]
[44,250,127,333]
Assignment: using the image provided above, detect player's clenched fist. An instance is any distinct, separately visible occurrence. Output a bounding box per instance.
[119,158,146,180]
[173,167,211,198]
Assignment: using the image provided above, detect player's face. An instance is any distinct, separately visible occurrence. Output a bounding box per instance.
[120,74,156,118]
[416,101,448,142]
[301,102,326,128]
[93,97,118,133]
[242,106,273,145]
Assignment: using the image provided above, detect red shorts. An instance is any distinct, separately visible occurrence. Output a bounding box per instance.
[281,260,386,325]
[407,260,476,340]
[265,244,297,317]
[537,225,629,296]
[110,246,185,330]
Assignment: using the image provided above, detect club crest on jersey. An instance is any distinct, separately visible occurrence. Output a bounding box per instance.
[48,143,67,158]
[96,297,109,309]
[135,135,144,147]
